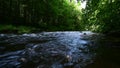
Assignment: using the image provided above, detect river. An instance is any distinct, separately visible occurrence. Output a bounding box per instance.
[0,31,120,68]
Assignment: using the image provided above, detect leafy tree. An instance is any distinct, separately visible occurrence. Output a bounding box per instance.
[82,0,120,33]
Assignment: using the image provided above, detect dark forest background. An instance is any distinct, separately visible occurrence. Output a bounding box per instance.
[0,0,120,34]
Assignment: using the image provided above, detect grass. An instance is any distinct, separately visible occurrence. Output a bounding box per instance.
[0,24,36,33]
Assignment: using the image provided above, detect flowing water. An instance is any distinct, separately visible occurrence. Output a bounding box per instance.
[0,31,120,68]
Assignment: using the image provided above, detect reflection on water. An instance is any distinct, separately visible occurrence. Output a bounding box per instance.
[0,31,119,68]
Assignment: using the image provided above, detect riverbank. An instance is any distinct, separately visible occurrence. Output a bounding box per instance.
[0,24,81,34]
[0,24,38,34]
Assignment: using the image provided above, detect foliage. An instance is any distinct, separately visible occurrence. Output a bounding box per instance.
[0,0,119,33]
[0,0,83,31]
[82,0,120,33]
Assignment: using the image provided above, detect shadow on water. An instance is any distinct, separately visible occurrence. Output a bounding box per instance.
[0,31,120,68]
[86,36,120,68]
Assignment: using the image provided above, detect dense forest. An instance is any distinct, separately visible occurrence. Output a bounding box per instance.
[0,0,120,34]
